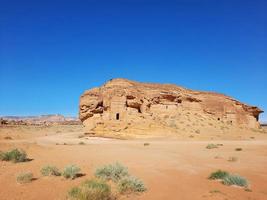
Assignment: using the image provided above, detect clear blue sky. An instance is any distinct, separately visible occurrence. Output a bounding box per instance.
[0,0,266,121]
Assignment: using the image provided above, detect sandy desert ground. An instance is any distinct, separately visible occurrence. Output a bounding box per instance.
[0,125,267,200]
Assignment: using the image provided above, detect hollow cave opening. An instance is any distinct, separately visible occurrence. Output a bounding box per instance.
[116,113,120,120]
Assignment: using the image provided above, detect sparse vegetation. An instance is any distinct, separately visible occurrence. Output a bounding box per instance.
[93,162,146,196]
[222,174,248,187]
[209,170,249,188]
[63,165,81,179]
[0,148,27,163]
[144,143,150,146]
[79,141,85,145]
[117,176,146,194]
[209,170,229,180]
[95,162,129,182]
[41,165,61,176]
[235,148,242,151]
[68,179,112,200]
[16,172,33,184]
[206,144,219,149]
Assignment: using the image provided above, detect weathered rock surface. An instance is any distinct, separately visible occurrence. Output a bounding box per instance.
[79,78,263,137]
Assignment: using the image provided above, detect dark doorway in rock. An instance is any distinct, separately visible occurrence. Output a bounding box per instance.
[116,113,120,120]
[217,118,220,121]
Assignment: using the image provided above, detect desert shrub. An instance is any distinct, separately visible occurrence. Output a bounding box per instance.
[63,165,81,179]
[68,179,111,200]
[235,148,242,151]
[209,170,229,180]
[95,162,129,182]
[206,144,218,149]
[16,172,33,184]
[222,174,248,187]
[117,176,146,194]
[41,165,61,176]
[144,143,150,146]
[0,149,27,163]
[79,142,85,145]
[0,151,5,160]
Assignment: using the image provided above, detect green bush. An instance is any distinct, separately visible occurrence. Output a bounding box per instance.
[41,165,61,176]
[68,179,111,200]
[222,174,248,187]
[209,170,229,180]
[16,172,33,184]
[0,149,27,163]
[95,162,129,182]
[117,176,146,194]
[63,165,81,179]
[209,170,249,188]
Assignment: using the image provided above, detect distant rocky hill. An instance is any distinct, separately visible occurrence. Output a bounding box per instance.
[0,114,81,125]
[79,78,263,137]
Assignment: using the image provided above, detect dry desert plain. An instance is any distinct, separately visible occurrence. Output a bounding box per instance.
[0,124,267,200]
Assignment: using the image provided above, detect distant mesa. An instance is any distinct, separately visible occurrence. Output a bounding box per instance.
[78,78,262,136]
[0,114,81,125]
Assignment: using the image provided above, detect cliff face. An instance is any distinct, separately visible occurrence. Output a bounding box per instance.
[79,78,263,136]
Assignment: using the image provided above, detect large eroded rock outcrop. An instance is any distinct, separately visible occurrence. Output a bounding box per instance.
[79,78,263,136]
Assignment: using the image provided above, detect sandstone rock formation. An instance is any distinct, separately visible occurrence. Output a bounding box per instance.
[79,78,263,137]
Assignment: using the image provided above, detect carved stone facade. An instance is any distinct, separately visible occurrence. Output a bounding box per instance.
[79,78,263,135]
